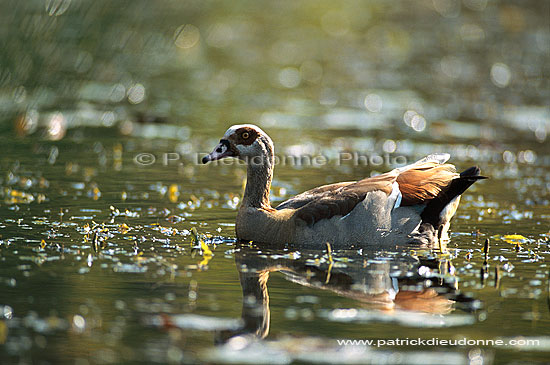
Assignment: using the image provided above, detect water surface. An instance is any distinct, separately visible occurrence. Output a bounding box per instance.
[1,0,549,364]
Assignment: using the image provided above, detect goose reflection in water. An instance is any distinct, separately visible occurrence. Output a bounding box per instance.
[215,241,478,343]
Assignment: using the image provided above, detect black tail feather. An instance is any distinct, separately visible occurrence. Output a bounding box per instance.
[459,166,488,180]
[420,166,486,227]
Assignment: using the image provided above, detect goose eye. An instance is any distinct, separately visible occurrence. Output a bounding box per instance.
[242,132,249,139]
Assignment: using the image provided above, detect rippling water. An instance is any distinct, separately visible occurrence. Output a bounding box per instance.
[1,0,549,364]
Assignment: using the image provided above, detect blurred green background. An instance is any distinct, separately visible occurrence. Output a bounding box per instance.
[0,0,549,364]
[1,0,548,140]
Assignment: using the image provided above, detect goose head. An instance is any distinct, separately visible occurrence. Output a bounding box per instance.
[202,124,274,165]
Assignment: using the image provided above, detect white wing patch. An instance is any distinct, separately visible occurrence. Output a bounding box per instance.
[388,181,402,210]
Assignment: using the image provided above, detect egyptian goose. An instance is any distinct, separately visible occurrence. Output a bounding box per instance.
[202,124,485,246]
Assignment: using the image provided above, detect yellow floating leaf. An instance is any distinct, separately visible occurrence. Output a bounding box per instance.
[190,227,213,257]
[120,223,129,234]
[198,255,212,268]
[503,234,529,244]
[37,194,46,203]
[4,188,34,204]
[168,184,179,203]
[201,239,213,257]
[504,234,527,240]
[92,186,101,200]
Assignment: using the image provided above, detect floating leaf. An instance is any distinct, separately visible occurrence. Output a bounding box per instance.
[92,186,101,200]
[168,184,179,203]
[120,223,130,234]
[198,255,212,269]
[502,234,529,244]
[82,223,91,234]
[4,188,34,204]
[201,239,213,257]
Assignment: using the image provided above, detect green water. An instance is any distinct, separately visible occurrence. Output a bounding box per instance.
[1,0,549,364]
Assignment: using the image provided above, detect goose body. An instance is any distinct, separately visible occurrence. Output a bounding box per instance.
[203,124,485,246]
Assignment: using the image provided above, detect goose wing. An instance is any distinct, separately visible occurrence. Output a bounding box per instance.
[276,154,462,226]
[277,171,397,225]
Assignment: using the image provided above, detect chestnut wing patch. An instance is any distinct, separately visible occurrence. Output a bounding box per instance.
[397,163,458,205]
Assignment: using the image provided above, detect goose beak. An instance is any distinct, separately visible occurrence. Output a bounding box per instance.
[202,139,234,164]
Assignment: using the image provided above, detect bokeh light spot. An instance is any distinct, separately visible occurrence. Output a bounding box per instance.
[128,84,146,104]
[174,24,200,49]
[72,314,86,333]
[503,150,516,163]
[110,84,126,103]
[411,114,427,132]
[383,139,396,153]
[491,63,511,88]
[278,67,301,88]
[47,112,66,141]
[403,110,417,126]
[364,93,382,113]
